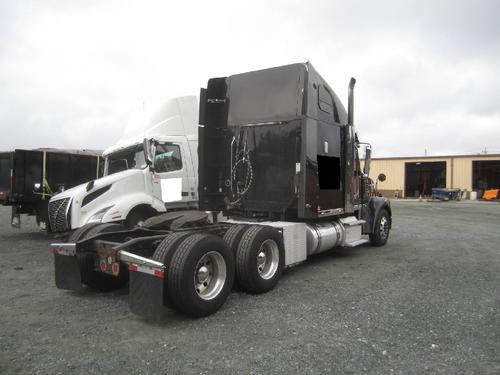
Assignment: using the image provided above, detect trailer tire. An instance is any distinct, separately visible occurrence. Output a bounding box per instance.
[152,231,193,306]
[77,223,129,291]
[369,208,390,246]
[167,233,235,317]
[236,225,284,294]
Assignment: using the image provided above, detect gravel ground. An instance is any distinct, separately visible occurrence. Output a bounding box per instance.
[0,200,499,374]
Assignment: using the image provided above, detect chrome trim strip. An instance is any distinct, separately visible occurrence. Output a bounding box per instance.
[64,197,72,230]
[51,243,76,256]
[318,208,344,216]
[118,250,165,269]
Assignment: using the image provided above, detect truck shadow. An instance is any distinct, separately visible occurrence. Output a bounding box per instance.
[68,285,130,298]
[62,244,375,326]
[279,244,373,281]
[1,231,50,241]
[67,285,192,324]
[291,244,370,266]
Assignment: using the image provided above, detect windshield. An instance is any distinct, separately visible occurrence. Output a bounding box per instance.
[104,144,146,175]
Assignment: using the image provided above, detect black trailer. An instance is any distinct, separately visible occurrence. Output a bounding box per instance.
[52,63,391,318]
[0,151,13,204]
[2,148,103,230]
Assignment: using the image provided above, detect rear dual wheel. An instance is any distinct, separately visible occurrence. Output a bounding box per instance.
[235,225,285,294]
[156,233,235,317]
[151,224,284,317]
[151,232,193,306]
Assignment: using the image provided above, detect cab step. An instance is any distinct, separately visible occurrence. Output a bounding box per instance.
[344,238,370,248]
[340,216,367,246]
[340,217,366,227]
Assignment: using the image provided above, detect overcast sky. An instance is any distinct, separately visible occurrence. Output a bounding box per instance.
[1,0,499,157]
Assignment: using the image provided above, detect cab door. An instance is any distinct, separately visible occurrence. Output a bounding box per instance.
[151,142,188,208]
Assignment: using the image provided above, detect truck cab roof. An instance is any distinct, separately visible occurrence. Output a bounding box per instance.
[103,96,198,157]
[225,62,348,127]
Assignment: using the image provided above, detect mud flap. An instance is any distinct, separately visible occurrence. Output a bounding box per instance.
[54,253,82,291]
[129,270,169,320]
[11,206,20,228]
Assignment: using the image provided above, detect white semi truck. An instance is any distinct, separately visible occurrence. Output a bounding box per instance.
[47,96,199,233]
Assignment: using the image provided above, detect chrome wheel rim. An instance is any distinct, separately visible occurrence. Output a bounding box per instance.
[257,239,279,280]
[379,216,389,240]
[194,251,226,300]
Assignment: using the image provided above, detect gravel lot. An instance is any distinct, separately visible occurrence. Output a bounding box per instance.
[0,200,499,374]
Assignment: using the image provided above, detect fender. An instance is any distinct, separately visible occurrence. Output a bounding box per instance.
[361,196,392,234]
[100,192,166,224]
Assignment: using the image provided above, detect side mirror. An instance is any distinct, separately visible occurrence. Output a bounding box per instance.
[33,183,41,192]
[377,173,386,182]
[143,138,153,166]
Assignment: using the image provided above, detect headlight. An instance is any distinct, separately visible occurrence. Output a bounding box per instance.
[87,206,113,224]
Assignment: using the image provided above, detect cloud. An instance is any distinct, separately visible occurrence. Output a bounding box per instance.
[0,0,499,157]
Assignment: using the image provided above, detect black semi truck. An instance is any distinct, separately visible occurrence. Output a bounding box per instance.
[1,148,102,230]
[52,62,391,318]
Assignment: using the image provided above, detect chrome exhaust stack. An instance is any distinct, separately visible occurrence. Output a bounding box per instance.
[347,77,356,127]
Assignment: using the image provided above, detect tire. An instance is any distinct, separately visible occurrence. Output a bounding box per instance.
[369,208,390,246]
[76,223,128,291]
[68,223,102,242]
[236,225,285,294]
[222,224,249,254]
[152,232,193,263]
[222,224,249,289]
[125,208,155,229]
[167,233,235,317]
[84,223,125,240]
[151,231,193,306]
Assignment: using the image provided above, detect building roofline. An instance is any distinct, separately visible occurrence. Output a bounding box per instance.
[371,153,500,161]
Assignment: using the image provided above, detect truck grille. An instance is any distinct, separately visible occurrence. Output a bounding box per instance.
[48,197,71,232]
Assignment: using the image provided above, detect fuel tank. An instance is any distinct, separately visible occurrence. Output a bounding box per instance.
[305,221,344,255]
